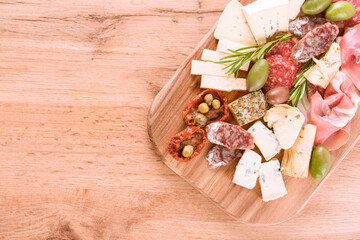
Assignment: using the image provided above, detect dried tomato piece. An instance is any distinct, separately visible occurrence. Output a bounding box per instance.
[167,126,206,162]
[182,89,229,127]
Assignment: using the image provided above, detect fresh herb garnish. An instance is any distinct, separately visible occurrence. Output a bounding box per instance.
[288,60,315,109]
[215,33,293,78]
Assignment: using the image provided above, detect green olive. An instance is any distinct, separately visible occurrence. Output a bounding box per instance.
[310,145,331,180]
[246,59,269,92]
[194,113,207,127]
[212,99,221,110]
[198,102,210,114]
[182,145,194,158]
[204,94,214,106]
[325,1,356,21]
[302,0,332,15]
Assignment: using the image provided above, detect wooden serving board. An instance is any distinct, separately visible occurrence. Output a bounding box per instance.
[147,14,360,225]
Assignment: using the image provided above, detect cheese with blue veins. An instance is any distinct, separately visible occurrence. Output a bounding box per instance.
[243,0,290,44]
[247,121,281,161]
[259,159,287,202]
[214,0,257,45]
[233,150,261,189]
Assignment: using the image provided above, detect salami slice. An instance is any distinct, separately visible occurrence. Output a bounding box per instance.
[205,122,254,150]
[168,126,206,162]
[206,145,242,169]
[289,17,329,38]
[291,23,339,66]
[265,40,296,60]
[263,55,297,92]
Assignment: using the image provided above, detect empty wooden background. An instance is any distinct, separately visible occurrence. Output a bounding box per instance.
[0,0,359,239]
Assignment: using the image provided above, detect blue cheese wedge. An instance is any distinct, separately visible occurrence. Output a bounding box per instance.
[247,121,281,161]
[282,124,317,178]
[304,42,341,89]
[243,0,289,44]
[229,90,269,126]
[191,60,234,77]
[233,150,262,189]
[201,49,250,71]
[264,104,305,150]
[201,75,246,92]
[259,159,287,202]
[288,0,305,20]
[214,0,257,45]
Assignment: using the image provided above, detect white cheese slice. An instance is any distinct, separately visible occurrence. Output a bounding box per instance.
[201,75,246,92]
[288,0,305,20]
[247,121,281,161]
[191,60,233,77]
[201,49,250,71]
[304,42,341,89]
[264,104,305,150]
[243,0,290,44]
[233,150,262,189]
[259,159,287,202]
[214,0,257,45]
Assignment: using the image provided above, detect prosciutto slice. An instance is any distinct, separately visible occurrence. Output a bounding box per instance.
[340,24,360,90]
[310,71,360,150]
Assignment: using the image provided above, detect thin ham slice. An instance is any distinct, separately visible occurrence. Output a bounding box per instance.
[340,24,360,90]
[310,71,359,150]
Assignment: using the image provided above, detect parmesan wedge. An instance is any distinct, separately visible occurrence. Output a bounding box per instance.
[281,124,317,178]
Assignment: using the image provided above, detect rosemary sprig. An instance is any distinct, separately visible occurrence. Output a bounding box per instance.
[215,33,293,78]
[288,60,315,108]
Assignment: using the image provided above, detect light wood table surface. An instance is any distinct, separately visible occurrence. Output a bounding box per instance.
[0,0,359,239]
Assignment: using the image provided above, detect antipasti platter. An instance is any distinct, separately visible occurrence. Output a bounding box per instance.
[148,0,360,224]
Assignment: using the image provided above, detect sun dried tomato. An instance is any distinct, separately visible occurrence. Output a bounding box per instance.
[167,126,206,162]
[182,89,229,127]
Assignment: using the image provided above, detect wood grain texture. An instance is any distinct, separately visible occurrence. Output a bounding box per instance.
[147,16,360,224]
[0,0,359,239]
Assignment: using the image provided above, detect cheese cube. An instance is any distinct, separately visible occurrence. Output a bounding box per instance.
[288,0,305,20]
[259,159,287,202]
[214,0,257,45]
[243,0,289,44]
[229,90,269,126]
[304,42,341,89]
[233,150,262,189]
[201,75,246,92]
[191,60,233,77]
[264,104,305,149]
[247,121,281,161]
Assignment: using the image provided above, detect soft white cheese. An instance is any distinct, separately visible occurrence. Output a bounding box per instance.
[247,121,281,161]
[233,150,262,189]
[201,75,246,92]
[214,0,257,45]
[259,159,287,202]
[243,0,289,44]
[288,0,305,20]
[191,60,233,77]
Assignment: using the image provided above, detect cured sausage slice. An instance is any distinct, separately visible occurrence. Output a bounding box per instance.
[291,23,339,66]
[289,16,328,38]
[205,122,254,150]
[263,55,297,91]
[206,145,242,169]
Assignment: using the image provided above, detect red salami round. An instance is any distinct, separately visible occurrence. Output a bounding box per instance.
[263,55,297,92]
[265,40,296,60]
